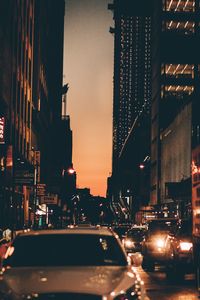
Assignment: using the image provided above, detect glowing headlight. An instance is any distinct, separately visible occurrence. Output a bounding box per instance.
[179,242,193,251]
[124,239,135,249]
[156,239,165,248]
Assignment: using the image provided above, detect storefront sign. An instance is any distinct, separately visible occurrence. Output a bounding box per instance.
[40,194,58,205]
[37,183,46,196]
[0,117,5,144]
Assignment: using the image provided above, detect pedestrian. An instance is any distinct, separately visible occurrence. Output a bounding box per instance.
[0,228,11,267]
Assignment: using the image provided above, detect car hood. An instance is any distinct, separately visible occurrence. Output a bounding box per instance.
[2,266,140,296]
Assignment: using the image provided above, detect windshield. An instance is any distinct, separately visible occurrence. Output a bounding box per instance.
[5,234,127,267]
[127,229,146,241]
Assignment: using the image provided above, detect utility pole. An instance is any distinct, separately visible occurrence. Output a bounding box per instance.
[33,161,38,227]
[28,149,40,228]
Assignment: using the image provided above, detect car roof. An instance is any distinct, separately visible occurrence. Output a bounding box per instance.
[148,218,178,223]
[128,227,146,233]
[16,226,115,237]
[130,225,146,229]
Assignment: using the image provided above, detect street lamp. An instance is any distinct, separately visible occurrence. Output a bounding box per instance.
[139,156,150,170]
[61,166,77,225]
[67,167,75,175]
[139,163,145,170]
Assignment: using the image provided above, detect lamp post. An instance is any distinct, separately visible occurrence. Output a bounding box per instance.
[139,155,151,208]
[27,148,40,228]
[33,160,38,227]
[61,166,77,225]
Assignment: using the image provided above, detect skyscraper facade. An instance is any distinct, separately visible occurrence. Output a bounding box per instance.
[151,0,200,210]
[0,0,65,229]
[108,0,152,216]
[110,0,152,171]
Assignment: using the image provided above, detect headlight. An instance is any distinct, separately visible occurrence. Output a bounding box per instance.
[155,238,165,248]
[179,242,193,251]
[124,239,135,249]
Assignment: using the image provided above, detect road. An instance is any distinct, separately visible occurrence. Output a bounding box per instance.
[138,265,199,300]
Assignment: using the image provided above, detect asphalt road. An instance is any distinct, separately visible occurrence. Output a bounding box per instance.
[138,265,199,300]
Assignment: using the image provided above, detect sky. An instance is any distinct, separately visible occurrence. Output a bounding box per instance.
[63,0,114,197]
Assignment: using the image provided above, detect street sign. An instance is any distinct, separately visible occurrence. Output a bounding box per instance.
[37,183,46,196]
[34,151,40,182]
[14,170,34,185]
[40,194,58,205]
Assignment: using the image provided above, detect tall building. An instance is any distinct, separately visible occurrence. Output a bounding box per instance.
[151,0,200,213]
[0,0,35,228]
[59,87,76,208]
[0,0,65,229]
[108,0,152,217]
[32,0,66,195]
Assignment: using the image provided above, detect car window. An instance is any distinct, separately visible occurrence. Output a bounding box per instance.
[4,234,127,267]
[176,221,192,236]
[112,227,129,238]
[148,220,178,234]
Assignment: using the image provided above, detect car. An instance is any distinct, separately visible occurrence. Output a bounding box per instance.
[141,218,179,271]
[122,226,147,253]
[165,219,194,280]
[0,226,149,300]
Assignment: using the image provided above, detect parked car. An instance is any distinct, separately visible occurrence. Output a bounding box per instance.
[142,218,179,271]
[0,226,148,300]
[165,219,194,280]
[122,226,147,253]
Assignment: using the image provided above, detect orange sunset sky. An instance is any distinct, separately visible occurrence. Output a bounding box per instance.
[63,0,114,196]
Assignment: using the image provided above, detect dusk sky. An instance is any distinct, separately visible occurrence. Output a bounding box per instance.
[63,0,114,197]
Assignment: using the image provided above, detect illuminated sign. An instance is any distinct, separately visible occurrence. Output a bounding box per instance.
[40,194,58,205]
[192,160,200,175]
[0,117,5,144]
[14,170,34,185]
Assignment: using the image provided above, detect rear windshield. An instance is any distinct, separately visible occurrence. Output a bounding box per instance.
[5,234,127,267]
[148,220,177,233]
[127,229,146,240]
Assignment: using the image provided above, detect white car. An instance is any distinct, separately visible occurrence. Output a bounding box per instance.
[0,226,149,300]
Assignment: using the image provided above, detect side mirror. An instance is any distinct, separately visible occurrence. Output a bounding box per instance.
[128,252,143,267]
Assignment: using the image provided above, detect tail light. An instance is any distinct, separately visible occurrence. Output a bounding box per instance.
[179,242,193,251]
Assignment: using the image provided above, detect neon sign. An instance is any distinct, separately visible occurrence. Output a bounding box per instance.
[192,160,200,175]
[0,117,5,144]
